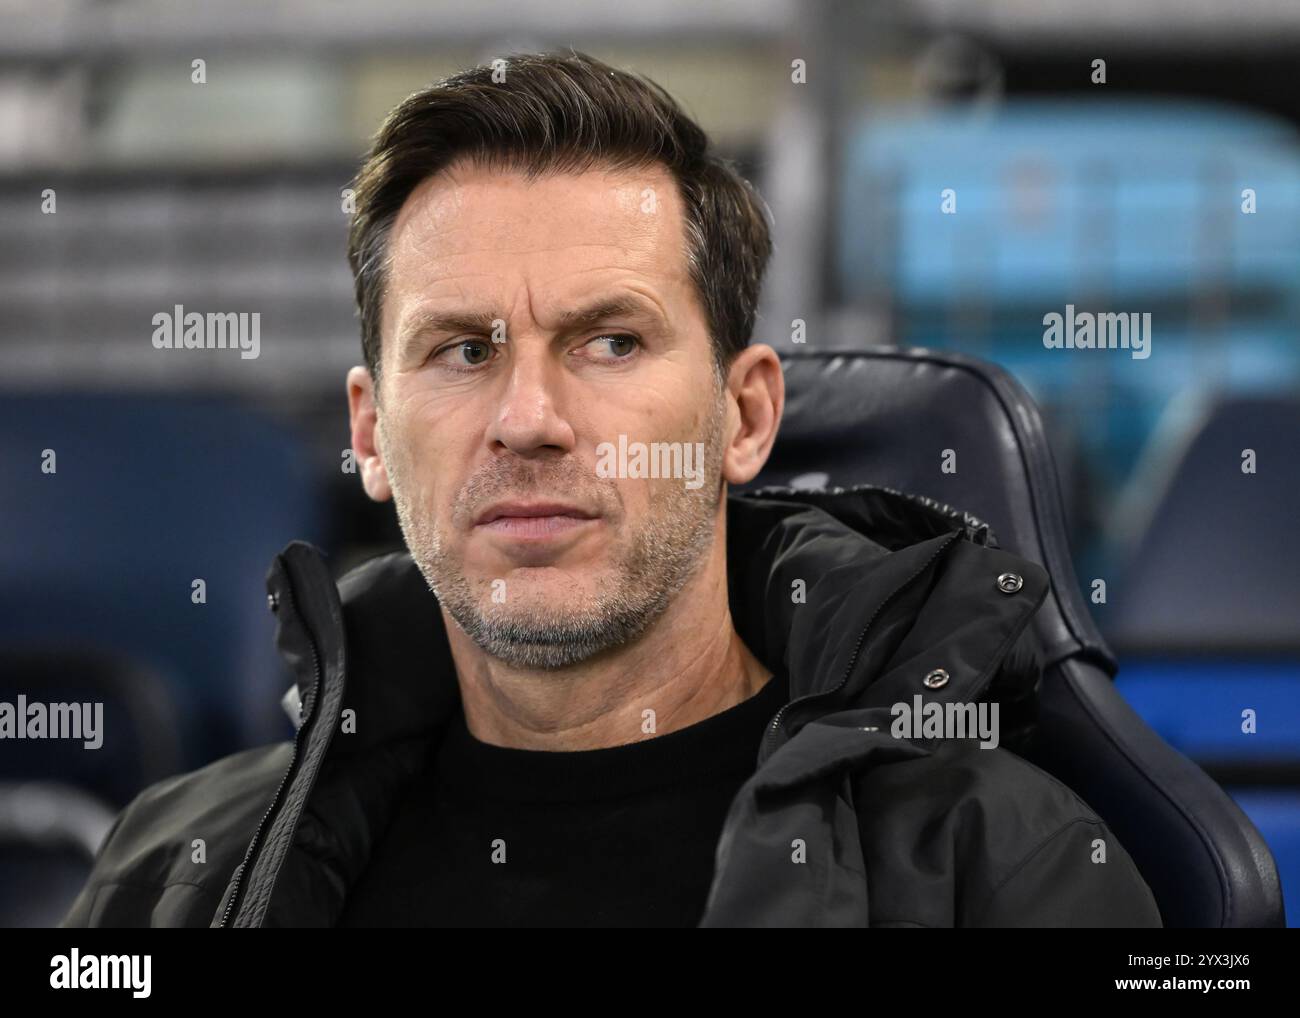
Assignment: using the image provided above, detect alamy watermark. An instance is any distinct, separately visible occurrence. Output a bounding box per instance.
[151,304,260,359]
[890,695,1000,749]
[595,434,705,490]
[50,950,150,998]
[0,696,102,749]
[1042,304,1151,360]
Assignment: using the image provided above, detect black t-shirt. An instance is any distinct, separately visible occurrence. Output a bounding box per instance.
[336,668,790,927]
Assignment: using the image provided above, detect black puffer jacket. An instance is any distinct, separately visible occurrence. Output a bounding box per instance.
[60,485,1162,928]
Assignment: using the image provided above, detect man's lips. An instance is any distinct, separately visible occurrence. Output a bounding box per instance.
[474,501,597,526]
[472,501,600,540]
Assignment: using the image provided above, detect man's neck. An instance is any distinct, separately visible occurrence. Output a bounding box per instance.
[444,546,772,751]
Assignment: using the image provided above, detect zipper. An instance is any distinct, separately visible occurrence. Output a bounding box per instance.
[760,529,961,761]
[215,573,323,928]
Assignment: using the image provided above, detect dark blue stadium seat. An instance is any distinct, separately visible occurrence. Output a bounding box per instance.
[744,346,1286,926]
[0,650,186,807]
[0,392,327,766]
[1224,790,1300,928]
[1116,660,1300,764]
[1105,395,1300,654]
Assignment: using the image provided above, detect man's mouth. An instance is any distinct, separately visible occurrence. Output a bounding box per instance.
[472,500,600,540]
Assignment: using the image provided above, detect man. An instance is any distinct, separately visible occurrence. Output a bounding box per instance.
[61,50,1161,928]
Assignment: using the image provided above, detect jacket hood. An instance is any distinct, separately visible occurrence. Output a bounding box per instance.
[222,483,1048,927]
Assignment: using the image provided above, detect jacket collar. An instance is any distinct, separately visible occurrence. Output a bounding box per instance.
[216,484,1046,927]
[311,483,1001,749]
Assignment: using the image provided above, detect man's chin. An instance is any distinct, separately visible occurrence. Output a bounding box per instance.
[449,604,639,671]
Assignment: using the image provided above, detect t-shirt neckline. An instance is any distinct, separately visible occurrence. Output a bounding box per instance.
[426,667,790,805]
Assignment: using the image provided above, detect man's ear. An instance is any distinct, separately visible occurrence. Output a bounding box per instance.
[722,344,784,486]
[347,365,392,502]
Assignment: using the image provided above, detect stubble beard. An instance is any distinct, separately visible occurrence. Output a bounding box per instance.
[379,387,728,670]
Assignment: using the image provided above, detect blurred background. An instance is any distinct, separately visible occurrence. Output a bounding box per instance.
[0,0,1297,926]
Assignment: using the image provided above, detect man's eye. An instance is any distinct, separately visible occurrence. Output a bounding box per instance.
[587,334,639,358]
[435,340,493,367]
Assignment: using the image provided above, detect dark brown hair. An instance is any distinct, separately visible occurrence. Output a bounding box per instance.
[346,49,773,386]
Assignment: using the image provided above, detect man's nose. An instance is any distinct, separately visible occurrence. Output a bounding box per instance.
[485,342,576,456]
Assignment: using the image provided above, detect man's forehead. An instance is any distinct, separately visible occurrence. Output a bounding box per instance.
[390,161,681,252]
[382,162,689,329]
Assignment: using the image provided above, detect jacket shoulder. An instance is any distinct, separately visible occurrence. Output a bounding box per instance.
[59,741,293,927]
[855,741,1163,928]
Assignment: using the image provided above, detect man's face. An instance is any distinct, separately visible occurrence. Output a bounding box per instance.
[367,159,730,669]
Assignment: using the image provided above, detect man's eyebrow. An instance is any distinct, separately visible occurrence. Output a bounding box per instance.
[554,295,663,331]
[397,295,664,348]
